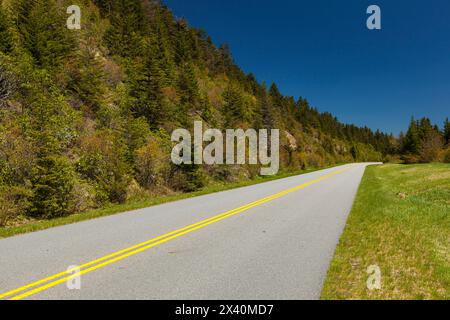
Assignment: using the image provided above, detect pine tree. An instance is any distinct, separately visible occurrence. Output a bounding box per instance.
[223,84,243,127]
[129,47,168,127]
[178,63,199,106]
[69,48,106,112]
[17,0,74,67]
[444,118,450,145]
[0,6,13,53]
[403,117,420,154]
[104,0,146,57]
[30,155,75,218]
[256,86,274,129]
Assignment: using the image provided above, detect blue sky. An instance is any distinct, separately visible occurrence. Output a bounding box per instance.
[163,0,450,134]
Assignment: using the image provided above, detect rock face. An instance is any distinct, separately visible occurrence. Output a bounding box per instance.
[285,131,298,151]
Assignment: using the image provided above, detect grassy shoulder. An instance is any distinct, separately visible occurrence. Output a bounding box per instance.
[322,163,450,300]
[0,166,339,239]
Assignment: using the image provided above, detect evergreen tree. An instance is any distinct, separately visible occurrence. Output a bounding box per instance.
[444,118,450,145]
[30,155,75,218]
[178,62,199,107]
[256,86,274,129]
[0,6,13,53]
[69,48,106,112]
[129,49,167,127]
[403,118,420,154]
[17,0,74,67]
[104,0,146,57]
[0,0,412,222]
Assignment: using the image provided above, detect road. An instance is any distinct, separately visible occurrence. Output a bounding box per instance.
[0,163,376,300]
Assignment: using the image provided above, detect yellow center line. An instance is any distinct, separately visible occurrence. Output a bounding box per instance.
[2,164,356,300]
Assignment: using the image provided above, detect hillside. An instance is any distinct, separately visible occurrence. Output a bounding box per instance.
[0,0,404,223]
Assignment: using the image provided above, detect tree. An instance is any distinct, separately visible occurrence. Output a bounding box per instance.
[402,117,420,154]
[418,130,444,163]
[30,156,75,218]
[178,62,200,108]
[444,118,450,145]
[129,53,167,127]
[68,47,107,113]
[104,0,146,57]
[17,0,74,68]
[0,6,13,53]
[223,84,245,126]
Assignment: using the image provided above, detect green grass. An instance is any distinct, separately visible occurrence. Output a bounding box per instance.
[0,166,340,239]
[322,163,450,300]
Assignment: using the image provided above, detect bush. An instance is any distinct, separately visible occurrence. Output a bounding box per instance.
[0,126,37,186]
[76,130,131,203]
[29,156,75,219]
[68,179,99,214]
[306,153,324,168]
[135,138,170,189]
[418,132,444,163]
[170,164,206,192]
[401,154,420,164]
[443,148,450,163]
[0,186,31,226]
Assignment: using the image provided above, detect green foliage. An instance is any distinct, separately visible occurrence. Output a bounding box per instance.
[0,186,31,226]
[0,61,17,103]
[68,49,107,112]
[400,117,446,163]
[16,0,74,68]
[323,164,450,300]
[443,148,450,163]
[30,156,75,218]
[0,0,445,225]
[223,84,254,126]
[76,130,131,204]
[444,118,450,145]
[103,0,146,57]
[172,163,206,192]
[135,137,170,188]
[0,6,13,53]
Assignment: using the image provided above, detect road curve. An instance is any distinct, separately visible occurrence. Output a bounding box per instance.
[0,163,377,300]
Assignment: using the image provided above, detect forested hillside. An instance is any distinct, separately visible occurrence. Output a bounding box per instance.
[0,0,446,225]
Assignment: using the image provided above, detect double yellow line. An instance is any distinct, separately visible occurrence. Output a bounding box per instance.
[1,165,354,300]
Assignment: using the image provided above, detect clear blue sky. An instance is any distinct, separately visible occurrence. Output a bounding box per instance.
[163,0,450,134]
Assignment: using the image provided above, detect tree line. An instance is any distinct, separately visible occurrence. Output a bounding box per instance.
[0,0,447,226]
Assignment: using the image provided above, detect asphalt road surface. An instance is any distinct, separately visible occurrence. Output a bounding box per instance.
[0,163,378,300]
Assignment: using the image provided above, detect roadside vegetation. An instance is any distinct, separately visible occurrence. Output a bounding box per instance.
[0,0,392,229]
[0,165,336,238]
[0,1,448,239]
[322,164,450,300]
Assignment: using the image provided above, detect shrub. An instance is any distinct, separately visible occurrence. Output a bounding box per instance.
[29,156,75,219]
[76,130,131,203]
[170,164,206,192]
[68,179,99,214]
[0,127,37,186]
[418,132,444,163]
[443,148,450,164]
[135,138,170,189]
[306,153,324,168]
[0,186,31,227]
[401,154,420,164]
